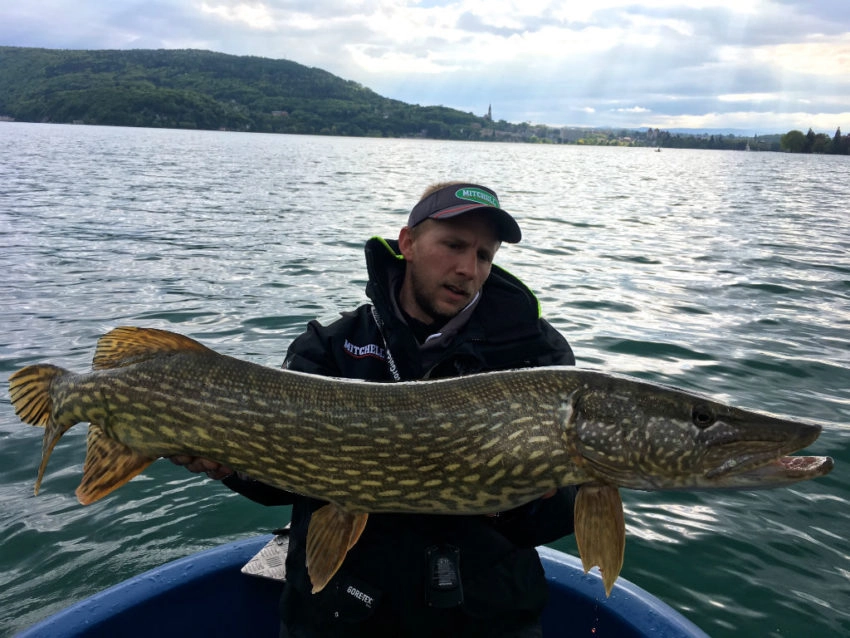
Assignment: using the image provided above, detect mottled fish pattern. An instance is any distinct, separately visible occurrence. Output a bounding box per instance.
[9,327,833,594]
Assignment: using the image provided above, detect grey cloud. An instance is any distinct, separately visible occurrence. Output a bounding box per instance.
[1,0,846,132]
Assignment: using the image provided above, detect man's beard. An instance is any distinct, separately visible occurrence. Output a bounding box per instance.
[408,272,459,326]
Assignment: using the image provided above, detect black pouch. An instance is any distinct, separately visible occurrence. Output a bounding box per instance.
[425,544,464,608]
[461,548,548,619]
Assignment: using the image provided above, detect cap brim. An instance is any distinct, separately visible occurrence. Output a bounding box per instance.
[430,204,522,243]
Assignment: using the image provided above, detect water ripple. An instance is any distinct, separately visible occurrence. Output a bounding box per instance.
[2,125,849,637]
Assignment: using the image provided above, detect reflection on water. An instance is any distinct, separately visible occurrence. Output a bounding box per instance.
[627,502,721,543]
[1,123,849,637]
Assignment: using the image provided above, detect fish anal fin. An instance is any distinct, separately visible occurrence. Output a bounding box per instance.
[93,327,213,370]
[306,504,369,594]
[574,484,625,597]
[76,424,155,505]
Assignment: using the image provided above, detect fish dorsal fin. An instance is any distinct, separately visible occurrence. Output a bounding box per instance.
[574,484,626,597]
[306,504,369,593]
[93,327,212,370]
[76,424,155,505]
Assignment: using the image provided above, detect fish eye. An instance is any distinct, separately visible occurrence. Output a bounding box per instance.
[692,404,716,428]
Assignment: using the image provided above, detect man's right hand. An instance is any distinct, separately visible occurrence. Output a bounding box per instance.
[169,455,233,480]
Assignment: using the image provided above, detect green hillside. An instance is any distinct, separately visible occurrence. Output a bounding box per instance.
[0,46,492,138]
[2,46,843,152]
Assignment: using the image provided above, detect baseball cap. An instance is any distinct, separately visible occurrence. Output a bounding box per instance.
[407,183,522,243]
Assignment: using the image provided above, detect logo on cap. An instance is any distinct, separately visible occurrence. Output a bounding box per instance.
[455,187,499,209]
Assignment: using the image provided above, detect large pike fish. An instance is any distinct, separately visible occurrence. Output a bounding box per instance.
[9,327,833,595]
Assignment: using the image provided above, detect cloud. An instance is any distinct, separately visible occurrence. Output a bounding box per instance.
[753,33,850,77]
[198,2,277,30]
[616,107,652,113]
[1,0,848,132]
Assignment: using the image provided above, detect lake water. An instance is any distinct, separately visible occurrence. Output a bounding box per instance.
[1,122,848,637]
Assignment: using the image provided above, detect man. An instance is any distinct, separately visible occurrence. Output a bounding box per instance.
[173,182,578,637]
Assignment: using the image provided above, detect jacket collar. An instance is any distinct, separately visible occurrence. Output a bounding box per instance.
[363,236,542,337]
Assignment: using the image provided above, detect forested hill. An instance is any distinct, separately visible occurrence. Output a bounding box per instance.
[0,46,493,138]
[1,47,844,151]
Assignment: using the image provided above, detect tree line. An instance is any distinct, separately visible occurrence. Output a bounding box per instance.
[0,46,845,153]
[780,128,849,154]
[0,47,497,139]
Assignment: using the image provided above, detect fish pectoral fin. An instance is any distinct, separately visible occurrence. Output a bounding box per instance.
[305,504,369,594]
[92,326,213,370]
[574,484,625,597]
[76,425,155,505]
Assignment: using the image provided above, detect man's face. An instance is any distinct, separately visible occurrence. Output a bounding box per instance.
[398,211,501,325]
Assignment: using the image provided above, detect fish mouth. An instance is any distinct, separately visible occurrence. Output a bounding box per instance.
[704,455,834,488]
[703,418,824,481]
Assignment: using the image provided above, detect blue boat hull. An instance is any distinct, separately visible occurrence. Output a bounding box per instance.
[17,537,708,637]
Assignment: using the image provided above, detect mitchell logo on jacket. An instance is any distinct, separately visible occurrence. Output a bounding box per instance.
[343,339,387,362]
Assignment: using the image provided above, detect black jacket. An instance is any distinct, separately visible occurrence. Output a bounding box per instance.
[282,237,574,381]
[224,238,578,636]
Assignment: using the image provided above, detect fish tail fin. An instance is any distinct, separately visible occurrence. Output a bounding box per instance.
[76,424,155,505]
[9,364,75,495]
[8,364,66,427]
[93,326,212,370]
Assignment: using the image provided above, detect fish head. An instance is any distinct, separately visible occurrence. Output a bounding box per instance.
[566,371,833,490]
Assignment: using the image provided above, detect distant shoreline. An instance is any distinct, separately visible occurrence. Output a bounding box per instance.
[1,46,845,153]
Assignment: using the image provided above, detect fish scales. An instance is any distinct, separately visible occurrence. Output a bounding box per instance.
[8,326,834,596]
[40,348,589,514]
[9,328,833,503]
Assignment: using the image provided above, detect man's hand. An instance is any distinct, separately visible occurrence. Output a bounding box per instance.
[169,455,233,480]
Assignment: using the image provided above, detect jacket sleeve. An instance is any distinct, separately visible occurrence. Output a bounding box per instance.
[282,319,345,376]
[537,318,576,367]
[490,486,578,548]
[222,473,299,506]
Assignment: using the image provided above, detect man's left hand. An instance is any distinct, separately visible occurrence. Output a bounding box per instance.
[169,455,233,480]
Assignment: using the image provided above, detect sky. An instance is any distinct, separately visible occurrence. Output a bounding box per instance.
[2,1,849,134]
